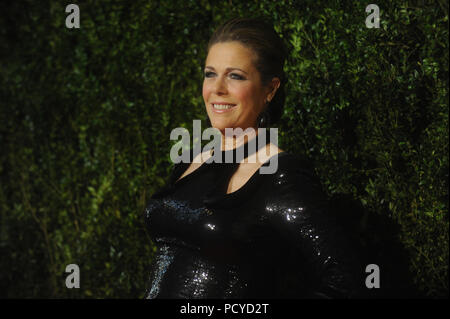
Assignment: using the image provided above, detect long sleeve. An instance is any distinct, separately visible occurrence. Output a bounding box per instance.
[263,159,364,298]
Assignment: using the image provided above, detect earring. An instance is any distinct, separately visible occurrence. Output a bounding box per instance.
[257,99,271,128]
[257,110,270,128]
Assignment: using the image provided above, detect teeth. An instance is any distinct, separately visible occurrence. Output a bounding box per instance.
[213,104,235,110]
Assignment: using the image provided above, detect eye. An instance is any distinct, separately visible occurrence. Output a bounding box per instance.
[230,73,245,80]
[204,71,215,78]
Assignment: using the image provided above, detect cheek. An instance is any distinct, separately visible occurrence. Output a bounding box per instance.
[202,80,210,101]
[233,84,257,108]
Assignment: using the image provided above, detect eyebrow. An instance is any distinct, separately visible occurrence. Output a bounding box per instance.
[204,66,248,75]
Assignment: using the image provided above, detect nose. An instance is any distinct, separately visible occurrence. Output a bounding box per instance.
[212,76,227,95]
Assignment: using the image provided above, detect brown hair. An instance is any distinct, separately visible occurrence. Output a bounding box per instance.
[207,17,287,125]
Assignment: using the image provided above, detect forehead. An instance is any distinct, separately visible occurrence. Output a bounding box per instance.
[205,41,257,71]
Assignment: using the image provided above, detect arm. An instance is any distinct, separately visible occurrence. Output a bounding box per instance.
[264,163,364,298]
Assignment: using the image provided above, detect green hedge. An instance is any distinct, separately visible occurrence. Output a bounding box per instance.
[0,0,448,297]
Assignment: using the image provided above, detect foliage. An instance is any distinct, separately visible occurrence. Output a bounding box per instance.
[0,0,448,297]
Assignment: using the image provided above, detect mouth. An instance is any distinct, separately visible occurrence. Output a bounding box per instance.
[210,102,237,113]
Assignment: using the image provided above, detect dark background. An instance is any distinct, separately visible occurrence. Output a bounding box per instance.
[0,0,448,298]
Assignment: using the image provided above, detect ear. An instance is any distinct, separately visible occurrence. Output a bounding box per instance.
[266,77,281,103]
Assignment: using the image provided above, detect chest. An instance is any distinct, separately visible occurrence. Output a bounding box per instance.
[226,162,264,193]
[143,193,278,253]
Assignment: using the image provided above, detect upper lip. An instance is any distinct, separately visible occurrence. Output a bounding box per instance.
[211,102,236,105]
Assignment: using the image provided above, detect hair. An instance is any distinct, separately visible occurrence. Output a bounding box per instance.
[207,17,287,125]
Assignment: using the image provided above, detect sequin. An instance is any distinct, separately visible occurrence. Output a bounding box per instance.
[142,151,362,298]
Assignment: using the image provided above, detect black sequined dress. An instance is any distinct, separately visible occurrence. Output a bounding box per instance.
[143,137,362,299]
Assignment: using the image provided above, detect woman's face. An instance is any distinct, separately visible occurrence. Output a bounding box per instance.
[203,41,274,132]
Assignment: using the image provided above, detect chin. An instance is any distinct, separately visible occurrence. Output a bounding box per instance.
[210,119,231,131]
[211,123,228,133]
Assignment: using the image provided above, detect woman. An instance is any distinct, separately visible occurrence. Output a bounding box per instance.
[143,17,362,298]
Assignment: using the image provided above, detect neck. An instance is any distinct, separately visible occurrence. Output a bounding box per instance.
[220,126,259,151]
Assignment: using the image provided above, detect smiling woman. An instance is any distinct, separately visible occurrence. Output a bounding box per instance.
[204,18,286,134]
[203,41,279,131]
[142,17,364,299]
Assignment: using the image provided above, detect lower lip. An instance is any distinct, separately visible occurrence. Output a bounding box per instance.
[210,104,237,114]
